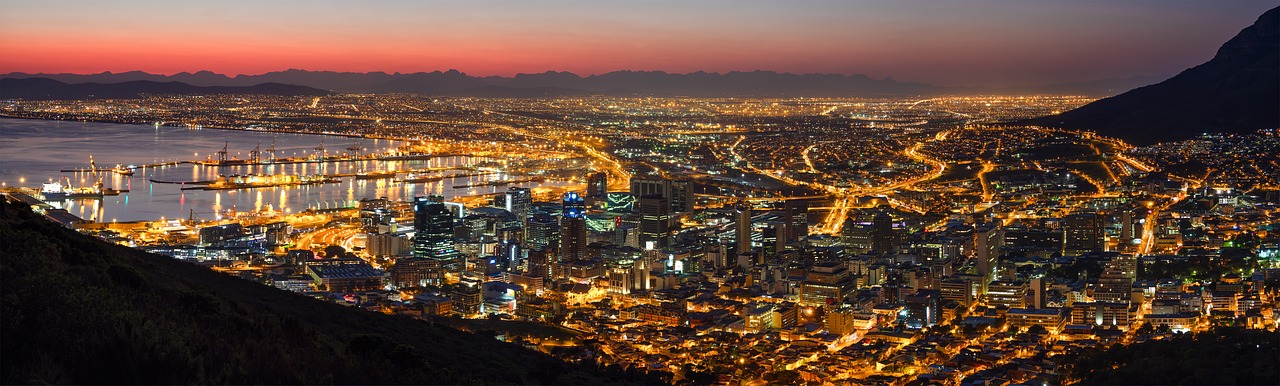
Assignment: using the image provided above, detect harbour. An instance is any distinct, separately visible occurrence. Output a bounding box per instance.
[0,118,579,222]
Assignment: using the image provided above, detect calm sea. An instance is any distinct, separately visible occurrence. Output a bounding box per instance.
[0,118,570,222]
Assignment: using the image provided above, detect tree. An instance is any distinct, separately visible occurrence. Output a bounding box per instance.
[323,245,347,258]
[1136,322,1154,335]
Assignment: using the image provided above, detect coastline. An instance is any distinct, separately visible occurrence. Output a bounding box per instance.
[0,113,406,143]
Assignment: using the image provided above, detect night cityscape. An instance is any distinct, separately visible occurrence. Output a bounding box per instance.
[1,1,1278,385]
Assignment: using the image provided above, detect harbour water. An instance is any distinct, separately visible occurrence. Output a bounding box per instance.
[0,118,574,222]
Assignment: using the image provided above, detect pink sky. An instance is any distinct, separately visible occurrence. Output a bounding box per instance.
[1,1,1274,86]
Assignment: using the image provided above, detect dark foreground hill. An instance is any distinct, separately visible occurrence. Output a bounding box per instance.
[0,199,649,384]
[1063,327,1278,384]
[0,77,330,100]
[1025,6,1279,145]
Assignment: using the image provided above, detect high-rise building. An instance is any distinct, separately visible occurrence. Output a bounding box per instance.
[986,280,1027,308]
[824,306,859,336]
[560,192,588,261]
[904,290,942,329]
[735,204,752,255]
[1063,212,1104,255]
[975,223,1003,293]
[527,248,555,279]
[787,201,809,242]
[1110,254,1138,279]
[871,212,897,255]
[390,257,443,288]
[1095,268,1133,302]
[493,187,533,222]
[358,197,393,233]
[639,195,672,249]
[841,219,874,255]
[939,274,983,307]
[1070,301,1131,328]
[1119,208,1136,243]
[1030,276,1047,309]
[630,176,694,214]
[413,195,458,260]
[799,262,856,307]
[586,171,608,197]
[524,214,560,252]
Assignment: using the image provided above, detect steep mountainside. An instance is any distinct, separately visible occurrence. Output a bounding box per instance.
[1025,6,1279,145]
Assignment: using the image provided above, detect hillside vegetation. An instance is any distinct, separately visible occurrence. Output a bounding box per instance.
[0,199,641,384]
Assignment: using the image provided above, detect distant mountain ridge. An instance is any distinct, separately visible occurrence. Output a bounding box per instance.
[2,69,1166,98]
[0,78,330,100]
[1025,6,1280,145]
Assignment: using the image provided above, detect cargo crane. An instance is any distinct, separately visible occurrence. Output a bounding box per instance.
[264,138,277,162]
[216,141,229,164]
[346,139,364,158]
[314,138,327,161]
[249,142,261,163]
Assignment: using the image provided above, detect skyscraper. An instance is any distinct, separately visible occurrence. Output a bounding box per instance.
[975,223,1003,294]
[630,176,694,214]
[735,204,752,255]
[871,212,896,255]
[639,195,672,249]
[413,195,459,261]
[586,171,608,198]
[493,187,532,222]
[560,192,588,261]
[1119,208,1135,243]
[1063,212,1104,255]
[841,219,874,255]
[785,200,809,242]
[524,214,560,252]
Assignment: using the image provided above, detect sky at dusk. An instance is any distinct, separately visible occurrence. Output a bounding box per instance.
[1,0,1276,86]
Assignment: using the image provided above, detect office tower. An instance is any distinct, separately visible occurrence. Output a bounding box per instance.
[871,212,897,255]
[841,219,874,255]
[560,192,588,261]
[639,195,672,249]
[764,221,786,254]
[786,201,809,242]
[975,223,1003,293]
[630,176,694,214]
[1063,212,1104,255]
[413,195,458,260]
[524,214,560,252]
[904,290,942,329]
[586,171,608,197]
[1119,208,1135,243]
[358,197,392,233]
[766,206,788,252]
[527,248,554,279]
[735,204,752,255]
[1095,268,1133,302]
[492,187,532,222]
[1030,276,1047,309]
[986,280,1027,308]
[799,261,856,307]
[390,257,443,288]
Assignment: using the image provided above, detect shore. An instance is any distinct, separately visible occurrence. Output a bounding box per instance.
[0,113,405,142]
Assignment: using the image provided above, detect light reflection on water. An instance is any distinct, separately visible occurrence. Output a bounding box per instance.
[0,118,574,222]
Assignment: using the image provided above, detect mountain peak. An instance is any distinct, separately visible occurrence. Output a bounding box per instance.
[1025,6,1279,145]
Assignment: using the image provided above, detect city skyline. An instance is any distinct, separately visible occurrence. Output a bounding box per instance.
[1,2,1277,385]
[1,0,1275,86]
